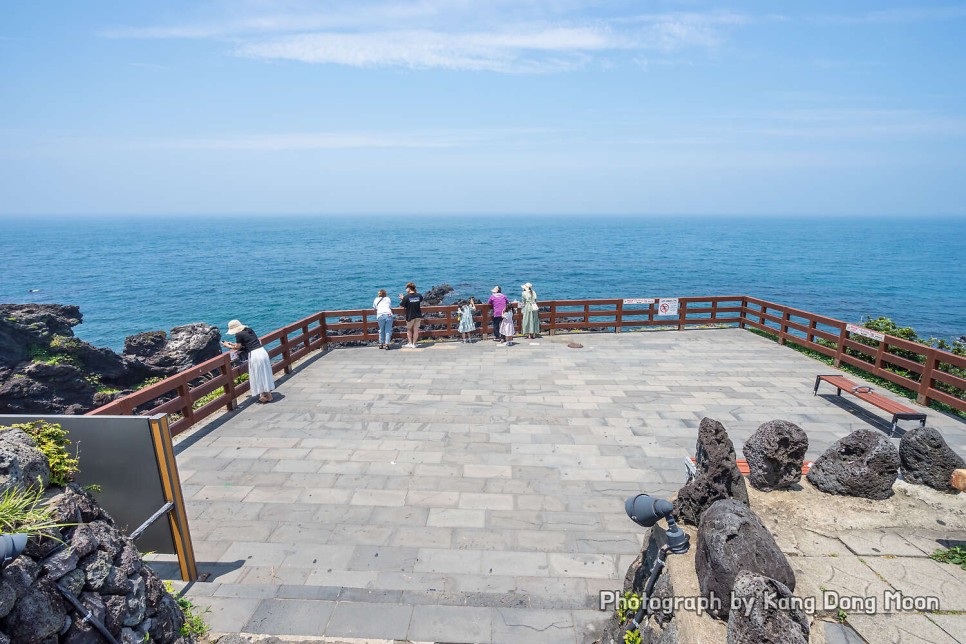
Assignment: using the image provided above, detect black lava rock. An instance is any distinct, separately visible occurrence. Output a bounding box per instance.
[727,571,809,644]
[806,429,899,500]
[695,499,795,619]
[742,420,809,492]
[674,418,749,525]
[899,426,966,493]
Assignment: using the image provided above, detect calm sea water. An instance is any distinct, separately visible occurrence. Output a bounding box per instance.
[1,215,963,350]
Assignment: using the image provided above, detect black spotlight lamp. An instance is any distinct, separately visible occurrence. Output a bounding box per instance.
[0,533,28,568]
[622,494,691,633]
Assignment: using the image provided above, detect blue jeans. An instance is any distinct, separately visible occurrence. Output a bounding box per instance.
[377,314,393,344]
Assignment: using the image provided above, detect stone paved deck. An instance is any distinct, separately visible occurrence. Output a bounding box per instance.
[157,329,966,643]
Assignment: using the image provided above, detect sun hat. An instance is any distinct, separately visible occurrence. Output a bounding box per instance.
[492,286,501,293]
[227,320,245,335]
[521,283,532,290]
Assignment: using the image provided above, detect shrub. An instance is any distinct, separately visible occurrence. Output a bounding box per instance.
[0,421,79,486]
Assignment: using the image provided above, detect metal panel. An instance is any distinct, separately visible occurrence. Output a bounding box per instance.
[0,413,175,554]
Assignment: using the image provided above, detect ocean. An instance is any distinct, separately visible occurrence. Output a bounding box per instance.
[1,215,963,350]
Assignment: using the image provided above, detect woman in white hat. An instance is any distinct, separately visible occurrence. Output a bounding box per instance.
[222,320,275,403]
[520,283,539,339]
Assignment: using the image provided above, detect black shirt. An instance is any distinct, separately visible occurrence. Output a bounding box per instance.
[235,327,261,360]
[400,292,423,321]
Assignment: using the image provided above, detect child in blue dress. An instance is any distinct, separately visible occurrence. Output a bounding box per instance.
[457,298,477,343]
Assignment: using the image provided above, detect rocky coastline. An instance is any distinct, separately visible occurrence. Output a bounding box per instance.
[0,304,220,415]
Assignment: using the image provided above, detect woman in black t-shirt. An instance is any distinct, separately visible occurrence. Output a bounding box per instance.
[223,319,275,403]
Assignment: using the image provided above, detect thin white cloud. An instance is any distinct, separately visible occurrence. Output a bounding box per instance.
[101,2,750,72]
[235,27,619,73]
[137,128,549,151]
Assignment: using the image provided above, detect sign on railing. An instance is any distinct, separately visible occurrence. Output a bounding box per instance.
[846,323,885,342]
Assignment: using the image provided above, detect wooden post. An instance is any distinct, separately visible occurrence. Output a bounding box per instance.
[807,319,817,345]
[677,300,687,331]
[738,297,747,329]
[872,337,886,379]
[302,323,310,352]
[584,304,590,330]
[779,310,791,345]
[177,380,195,427]
[615,299,623,333]
[833,325,848,368]
[281,333,293,374]
[711,300,718,325]
[549,303,556,336]
[917,348,937,405]
[320,314,329,347]
[222,355,237,411]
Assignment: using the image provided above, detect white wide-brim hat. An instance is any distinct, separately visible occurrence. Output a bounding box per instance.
[521,283,532,290]
[227,320,245,335]
[491,286,501,293]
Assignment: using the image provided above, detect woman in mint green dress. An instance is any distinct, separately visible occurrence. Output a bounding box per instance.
[520,283,539,338]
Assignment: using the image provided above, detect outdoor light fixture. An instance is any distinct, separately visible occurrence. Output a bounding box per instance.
[623,494,691,633]
[0,533,28,568]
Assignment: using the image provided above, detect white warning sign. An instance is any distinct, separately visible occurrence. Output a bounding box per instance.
[846,324,884,342]
[657,298,679,317]
[623,298,656,305]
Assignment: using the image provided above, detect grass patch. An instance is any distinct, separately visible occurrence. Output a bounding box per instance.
[164,581,210,637]
[0,485,70,537]
[931,546,966,571]
[28,345,76,366]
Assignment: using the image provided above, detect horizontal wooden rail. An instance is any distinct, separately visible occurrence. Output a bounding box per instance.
[87,294,964,435]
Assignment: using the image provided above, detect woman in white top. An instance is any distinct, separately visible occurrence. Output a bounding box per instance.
[373,289,394,349]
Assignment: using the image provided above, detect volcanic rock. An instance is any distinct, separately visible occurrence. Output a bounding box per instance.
[423,284,454,306]
[806,429,899,500]
[674,418,749,525]
[727,571,809,643]
[899,426,965,492]
[695,499,795,619]
[123,324,221,373]
[0,427,52,494]
[742,420,809,492]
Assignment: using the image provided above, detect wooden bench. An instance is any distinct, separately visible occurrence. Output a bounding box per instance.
[813,374,926,434]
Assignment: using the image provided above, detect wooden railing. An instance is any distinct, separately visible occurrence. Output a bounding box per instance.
[88,295,965,435]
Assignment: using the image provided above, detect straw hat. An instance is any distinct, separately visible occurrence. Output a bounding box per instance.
[227,320,245,335]
[521,283,532,290]
[491,286,501,293]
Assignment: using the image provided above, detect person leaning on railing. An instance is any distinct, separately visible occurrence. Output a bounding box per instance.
[373,289,394,350]
[222,319,275,403]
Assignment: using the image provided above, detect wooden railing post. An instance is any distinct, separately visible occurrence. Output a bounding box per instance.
[711,300,718,325]
[320,315,329,347]
[177,379,195,427]
[584,304,590,330]
[677,300,687,331]
[779,310,790,345]
[738,297,747,329]
[918,348,938,405]
[615,299,623,333]
[833,325,848,367]
[302,323,310,352]
[281,333,293,375]
[222,354,237,411]
[549,303,556,336]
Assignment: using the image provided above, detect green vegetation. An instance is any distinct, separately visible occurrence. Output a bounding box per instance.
[0,421,79,486]
[747,316,966,421]
[931,546,966,571]
[623,629,643,644]
[836,609,848,623]
[0,485,69,537]
[135,376,165,390]
[28,345,76,366]
[49,334,81,351]
[164,581,210,637]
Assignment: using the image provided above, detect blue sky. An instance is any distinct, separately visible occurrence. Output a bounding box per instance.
[1,1,965,216]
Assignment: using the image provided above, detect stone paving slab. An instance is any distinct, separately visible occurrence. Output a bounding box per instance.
[164,329,966,642]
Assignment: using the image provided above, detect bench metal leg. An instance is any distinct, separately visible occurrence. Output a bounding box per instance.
[813,376,821,395]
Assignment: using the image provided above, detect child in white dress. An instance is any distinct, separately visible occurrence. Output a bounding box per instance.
[499,304,516,345]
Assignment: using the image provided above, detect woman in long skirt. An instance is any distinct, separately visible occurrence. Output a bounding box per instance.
[223,319,275,403]
[520,283,539,339]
